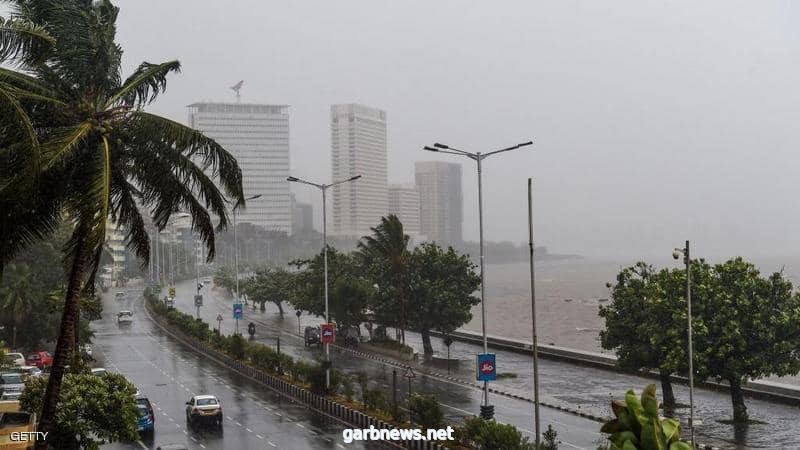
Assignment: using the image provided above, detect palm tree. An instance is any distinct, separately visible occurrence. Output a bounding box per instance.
[0,263,38,348]
[357,215,410,343]
[0,2,245,446]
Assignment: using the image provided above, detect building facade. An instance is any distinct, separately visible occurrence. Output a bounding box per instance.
[291,193,314,235]
[388,184,422,241]
[188,102,291,233]
[330,104,388,237]
[415,161,463,246]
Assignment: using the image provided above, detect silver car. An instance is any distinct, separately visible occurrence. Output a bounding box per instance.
[0,373,25,398]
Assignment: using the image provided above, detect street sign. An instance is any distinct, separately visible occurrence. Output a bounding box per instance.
[233,303,243,320]
[194,295,203,306]
[169,287,176,297]
[476,353,497,381]
[403,367,416,379]
[320,323,335,344]
[216,314,223,322]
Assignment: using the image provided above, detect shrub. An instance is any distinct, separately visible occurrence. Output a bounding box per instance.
[363,388,388,413]
[408,394,444,430]
[228,333,247,360]
[458,417,537,450]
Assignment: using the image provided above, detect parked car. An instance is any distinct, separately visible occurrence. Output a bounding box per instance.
[304,326,320,347]
[203,277,212,284]
[25,351,52,369]
[13,366,42,382]
[185,395,222,428]
[0,374,24,399]
[81,344,92,357]
[3,353,24,367]
[117,311,133,324]
[115,291,126,301]
[90,368,108,377]
[136,396,155,436]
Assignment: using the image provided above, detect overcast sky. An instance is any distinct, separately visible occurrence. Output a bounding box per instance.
[112,0,800,260]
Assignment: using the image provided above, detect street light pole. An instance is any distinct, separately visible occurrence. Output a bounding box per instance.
[288,174,362,389]
[233,194,262,333]
[673,240,695,448]
[528,178,541,446]
[423,140,533,420]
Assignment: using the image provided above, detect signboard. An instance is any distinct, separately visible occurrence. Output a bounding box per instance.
[169,287,176,297]
[476,353,497,381]
[320,323,336,344]
[233,303,243,320]
[216,314,223,323]
[403,367,416,379]
[194,295,203,307]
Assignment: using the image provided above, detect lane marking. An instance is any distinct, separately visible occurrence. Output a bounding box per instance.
[246,427,253,433]
[267,441,277,448]
[256,434,264,439]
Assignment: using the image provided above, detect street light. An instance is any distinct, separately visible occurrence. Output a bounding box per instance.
[287,173,362,389]
[423,140,533,420]
[673,240,695,448]
[233,194,262,333]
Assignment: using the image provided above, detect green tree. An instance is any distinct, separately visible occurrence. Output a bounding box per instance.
[357,215,411,343]
[458,417,536,450]
[213,266,237,297]
[694,258,800,423]
[406,243,480,359]
[20,372,140,448]
[243,267,295,314]
[408,393,444,431]
[0,1,244,443]
[0,263,39,348]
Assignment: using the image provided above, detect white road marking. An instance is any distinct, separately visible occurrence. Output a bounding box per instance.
[267,442,277,448]
[256,434,264,439]
[296,423,305,429]
[246,427,252,433]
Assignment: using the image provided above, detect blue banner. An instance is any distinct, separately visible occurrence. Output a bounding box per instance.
[476,353,497,381]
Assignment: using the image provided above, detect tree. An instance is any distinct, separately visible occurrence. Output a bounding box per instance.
[290,247,370,327]
[0,263,38,348]
[0,1,245,444]
[406,243,480,359]
[357,215,410,343]
[20,372,140,448]
[458,417,537,450]
[694,258,800,423]
[244,267,295,314]
[213,266,237,297]
[408,394,444,431]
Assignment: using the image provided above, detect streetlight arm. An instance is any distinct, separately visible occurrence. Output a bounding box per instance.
[423,146,476,159]
[484,141,534,158]
[287,176,324,190]
[431,143,473,157]
[329,174,362,188]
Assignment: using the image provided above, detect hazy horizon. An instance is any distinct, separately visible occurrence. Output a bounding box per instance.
[107,1,800,260]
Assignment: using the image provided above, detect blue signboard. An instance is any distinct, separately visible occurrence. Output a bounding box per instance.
[476,353,497,381]
[233,303,243,320]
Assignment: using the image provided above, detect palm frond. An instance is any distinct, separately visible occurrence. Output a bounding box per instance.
[0,18,54,65]
[40,123,93,170]
[108,60,181,108]
[109,172,150,267]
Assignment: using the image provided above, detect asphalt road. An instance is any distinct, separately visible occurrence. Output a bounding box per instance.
[169,277,800,449]
[166,279,607,450]
[95,286,387,450]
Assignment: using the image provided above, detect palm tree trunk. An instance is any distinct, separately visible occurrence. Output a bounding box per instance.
[35,239,88,450]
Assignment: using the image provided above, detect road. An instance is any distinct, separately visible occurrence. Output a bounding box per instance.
[95,285,386,450]
[170,277,800,449]
[166,279,609,450]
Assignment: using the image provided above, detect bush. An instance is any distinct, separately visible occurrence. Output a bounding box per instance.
[363,388,388,413]
[408,393,444,430]
[458,417,537,450]
[228,333,247,360]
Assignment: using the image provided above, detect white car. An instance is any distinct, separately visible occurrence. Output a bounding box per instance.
[115,291,126,301]
[81,344,92,357]
[91,368,108,376]
[185,395,223,428]
[117,311,133,324]
[0,373,24,398]
[4,353,25,367]
[15,366,42,381]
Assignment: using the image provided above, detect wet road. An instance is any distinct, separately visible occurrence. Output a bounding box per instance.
[95,286,383,450]
[171,278,800,449]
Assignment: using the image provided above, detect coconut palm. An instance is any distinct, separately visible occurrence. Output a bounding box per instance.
[0,263,38,348]
[0,1,244,445]
[357,215,410,343]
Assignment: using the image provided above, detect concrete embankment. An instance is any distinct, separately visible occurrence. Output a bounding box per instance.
[431,330,800,406]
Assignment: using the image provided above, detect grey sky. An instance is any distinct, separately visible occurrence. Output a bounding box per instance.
[114,0,800,259]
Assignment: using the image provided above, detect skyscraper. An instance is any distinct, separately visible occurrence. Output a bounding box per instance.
[415,161,463,245]
[330,104,388,237]
[388,184,422,242]
[188,102,291,233]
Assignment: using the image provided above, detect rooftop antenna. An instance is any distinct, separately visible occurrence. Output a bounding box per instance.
[230,80,244,103]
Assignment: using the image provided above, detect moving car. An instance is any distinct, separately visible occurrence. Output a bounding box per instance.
[185,395,222,428]
[0,374,24,400]
[304,326,320,347]
[3,353,24,367]
[117,311,133,324]
[25,351,52,369]
[90,368,108,376]
[115,291,126,301]
[136,396,155,436]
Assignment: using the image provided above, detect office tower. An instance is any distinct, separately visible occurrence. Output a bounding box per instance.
[188,102,291,233]
[291,193,314,235]
[388,184,422,241]
[330,104,388,237]
[415,161,463,245]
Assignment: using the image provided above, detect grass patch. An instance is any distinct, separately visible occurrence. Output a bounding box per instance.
[496,372,518,379]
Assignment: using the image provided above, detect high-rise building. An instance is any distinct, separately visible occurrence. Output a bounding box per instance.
[388,184,422,241]
[415,161,463,245]
[291,193,314,235]
[188,102,291,233]
[330,104,388,237]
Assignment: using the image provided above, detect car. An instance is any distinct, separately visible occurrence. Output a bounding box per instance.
[117,311,133,324]
[13,366,42,381]
[115,291,126,301]
[185,395,222,428]
[3,353,25,367]
[90,368,108,376]
[135,396,155,436]
[0,373,24,399]
[164,297,174,309]
[203,277,212,284]
[25,351,53,369]
[81,344,92,357]
[304,326,320,347]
